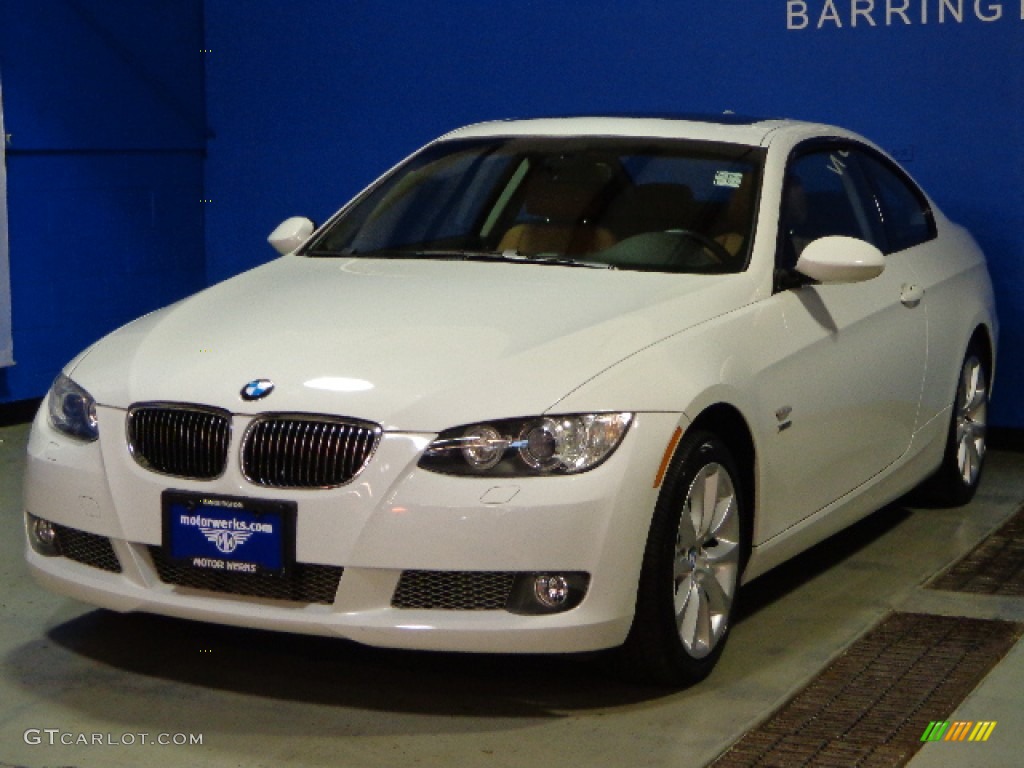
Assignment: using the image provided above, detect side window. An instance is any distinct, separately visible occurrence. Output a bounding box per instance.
[857,153,935,253]
[779,149,879,270]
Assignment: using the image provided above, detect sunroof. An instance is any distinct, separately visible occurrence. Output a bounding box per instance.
[522,112,771,126]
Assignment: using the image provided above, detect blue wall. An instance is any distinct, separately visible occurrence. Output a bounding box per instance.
[3,2,1022,427]
[203,0,1024,427]
[0,0,206,401]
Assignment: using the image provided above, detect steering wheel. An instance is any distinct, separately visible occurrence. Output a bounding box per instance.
[665,229,734,265]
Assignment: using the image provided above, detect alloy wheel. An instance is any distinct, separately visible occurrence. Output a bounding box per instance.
[955,354,988,487]
[673,461,741,659]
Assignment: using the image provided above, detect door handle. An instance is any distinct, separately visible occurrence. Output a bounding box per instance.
[900,283,924,307]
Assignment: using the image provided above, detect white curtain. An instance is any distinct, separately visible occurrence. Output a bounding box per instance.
[0,75,12,367]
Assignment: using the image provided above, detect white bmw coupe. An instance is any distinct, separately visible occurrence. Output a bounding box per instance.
[25,115,996,685]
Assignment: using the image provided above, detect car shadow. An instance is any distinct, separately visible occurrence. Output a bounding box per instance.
[8,503,914,722]
[734,501,913,622]
[24,609,664,719]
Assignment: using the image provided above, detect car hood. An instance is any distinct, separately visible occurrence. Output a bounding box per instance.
[71,256,755,431]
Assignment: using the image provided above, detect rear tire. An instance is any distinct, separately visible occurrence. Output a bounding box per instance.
[618,430,747,687]
[918,345,989,507]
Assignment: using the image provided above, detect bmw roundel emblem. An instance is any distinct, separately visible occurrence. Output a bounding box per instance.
[241,378,275,401]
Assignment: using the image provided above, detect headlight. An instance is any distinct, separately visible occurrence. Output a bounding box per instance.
[419,413,633,476]
[47,373,99,442]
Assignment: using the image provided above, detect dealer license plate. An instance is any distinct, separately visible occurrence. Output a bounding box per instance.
[162,491,296,576]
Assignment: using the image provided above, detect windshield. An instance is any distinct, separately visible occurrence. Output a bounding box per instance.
[306,137,764,274]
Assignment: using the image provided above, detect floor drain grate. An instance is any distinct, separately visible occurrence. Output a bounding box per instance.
[710,613,1021,768]
[927,503,1024,595]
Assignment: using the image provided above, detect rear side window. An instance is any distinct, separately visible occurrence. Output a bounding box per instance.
[856,153,936,253]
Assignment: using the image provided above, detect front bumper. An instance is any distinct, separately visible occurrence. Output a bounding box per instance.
[24,404,682,653]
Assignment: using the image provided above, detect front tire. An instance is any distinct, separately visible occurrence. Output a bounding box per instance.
[619,430,747,686]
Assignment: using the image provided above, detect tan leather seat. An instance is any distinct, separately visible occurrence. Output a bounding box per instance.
[498,167,615,256]
[499,221,616,256]
[713,173,756,259]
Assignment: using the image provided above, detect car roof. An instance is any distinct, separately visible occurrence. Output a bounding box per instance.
[437,114,844,148]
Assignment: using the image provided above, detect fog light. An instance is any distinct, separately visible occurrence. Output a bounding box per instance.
[26,513,62,557]
[507,571,590,615]
[534,574,570,608]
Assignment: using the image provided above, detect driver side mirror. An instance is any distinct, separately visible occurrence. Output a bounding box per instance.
[795,236,885,285]
[268,216,316,255]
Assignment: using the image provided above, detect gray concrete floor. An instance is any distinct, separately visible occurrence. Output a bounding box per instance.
[1,421,1022,768]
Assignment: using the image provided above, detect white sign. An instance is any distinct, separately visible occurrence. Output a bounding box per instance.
[787,0,1024,29]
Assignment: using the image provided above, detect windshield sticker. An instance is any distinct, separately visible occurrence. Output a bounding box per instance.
[714,170,744,189]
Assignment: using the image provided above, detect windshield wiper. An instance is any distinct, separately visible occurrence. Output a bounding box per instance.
[380,249,613,269]
[412,250,511,262]
[519,254,614,270]
[303,248,453,259]
[304,248,348,258]
[306,248,612,269]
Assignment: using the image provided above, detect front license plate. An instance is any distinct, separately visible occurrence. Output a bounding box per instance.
[162,491,296,577]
